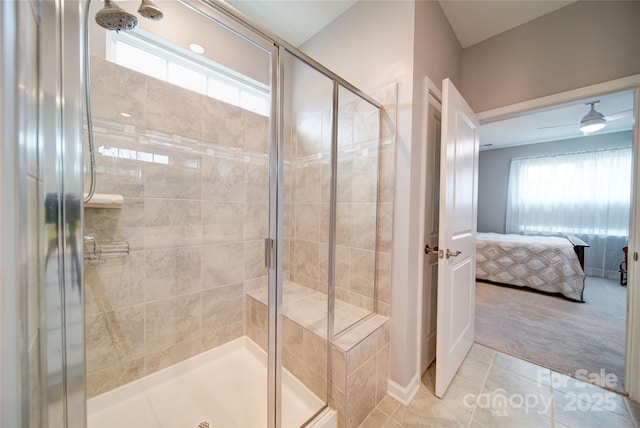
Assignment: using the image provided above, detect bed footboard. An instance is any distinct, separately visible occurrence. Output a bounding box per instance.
[566,235,589,270]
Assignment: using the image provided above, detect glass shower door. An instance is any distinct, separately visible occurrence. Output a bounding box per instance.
[83,1,281,427]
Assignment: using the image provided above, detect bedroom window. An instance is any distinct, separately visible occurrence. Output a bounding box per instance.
[506,147,632,237]
[506,147,632,278]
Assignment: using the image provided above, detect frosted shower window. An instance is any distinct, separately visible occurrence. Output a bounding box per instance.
[109,32,269,116]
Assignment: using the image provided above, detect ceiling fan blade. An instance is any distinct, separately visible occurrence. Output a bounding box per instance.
[605,109,632,121]
[537,123,573,130]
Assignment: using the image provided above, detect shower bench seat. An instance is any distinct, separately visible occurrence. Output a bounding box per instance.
[245,281,390,428]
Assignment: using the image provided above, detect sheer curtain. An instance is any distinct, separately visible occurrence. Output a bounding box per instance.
[506,147,632,278]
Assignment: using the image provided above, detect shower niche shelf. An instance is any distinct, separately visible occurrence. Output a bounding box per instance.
[83,193,124,209]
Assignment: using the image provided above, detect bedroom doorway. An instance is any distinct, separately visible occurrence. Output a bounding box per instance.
[418,75,640,401]
[476,76,639,400]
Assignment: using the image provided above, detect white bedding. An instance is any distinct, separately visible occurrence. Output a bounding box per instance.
[476,233,585,301]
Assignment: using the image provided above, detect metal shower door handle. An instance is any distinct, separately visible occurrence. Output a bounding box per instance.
[445,249,461,259]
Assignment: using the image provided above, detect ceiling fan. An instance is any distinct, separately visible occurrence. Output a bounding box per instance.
[537,101,633,132]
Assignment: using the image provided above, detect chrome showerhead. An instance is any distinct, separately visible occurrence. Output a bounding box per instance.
[95,0,139,32]
[138,0,164,21]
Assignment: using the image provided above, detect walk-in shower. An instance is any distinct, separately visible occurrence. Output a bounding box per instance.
[11,0,391,426]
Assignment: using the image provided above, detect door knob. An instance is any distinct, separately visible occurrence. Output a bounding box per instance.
[424,244,439,255]
[445,249,461,259]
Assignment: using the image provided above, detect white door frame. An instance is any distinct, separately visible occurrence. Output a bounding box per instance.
[477,74,640,402]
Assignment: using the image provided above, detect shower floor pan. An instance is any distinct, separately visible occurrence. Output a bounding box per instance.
[87,337,334,428]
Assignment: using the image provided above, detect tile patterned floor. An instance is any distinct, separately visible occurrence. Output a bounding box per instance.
[359,344,640,428]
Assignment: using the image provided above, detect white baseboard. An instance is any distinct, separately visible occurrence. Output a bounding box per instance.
[387,374,420,406]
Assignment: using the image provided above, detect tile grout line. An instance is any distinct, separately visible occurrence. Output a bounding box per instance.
[467,350,497,427]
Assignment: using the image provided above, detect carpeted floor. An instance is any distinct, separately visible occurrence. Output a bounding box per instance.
[475,277,627,393]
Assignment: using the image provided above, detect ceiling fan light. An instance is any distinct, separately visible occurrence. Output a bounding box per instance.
[579,101,606,133]
[580,120,606,133]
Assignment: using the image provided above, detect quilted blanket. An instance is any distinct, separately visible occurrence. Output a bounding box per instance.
[476,233,585,302]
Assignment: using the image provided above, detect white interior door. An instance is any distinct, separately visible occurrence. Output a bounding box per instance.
[435,78,479,398]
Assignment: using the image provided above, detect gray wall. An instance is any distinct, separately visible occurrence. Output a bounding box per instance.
[478,130,633,234]
[461,0,640,112]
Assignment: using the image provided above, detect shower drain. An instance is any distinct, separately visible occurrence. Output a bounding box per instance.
[195,420,211,428]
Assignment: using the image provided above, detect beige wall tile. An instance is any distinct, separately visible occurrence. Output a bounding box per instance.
[376,252,391,305]
[283,317,304,360]
[351,203,377,251]
[144,337,202,375]
[337,100,355,148]
[346,332,378,374]
[336,203,352,247]
[202,320,243,350]
[250,298,267,332]
[350,248,375,299]
[203,98,246,149]
[84,197,145,251]
[346,355,377,428]
[293,164,322,204]
[146,78,203,139]
[294,204,320,241]
[245,112,269,155]
[85,251,145,316]
[244,276,267,294]
[202,242,244,288]
[378,149,395,203]
[145,292,201,353]
[202,283,244,329]
[245,161,269,203]
[90,56,146,127]
[118,197,146,250]
[376,203,393,253]
[145,153,202,200]
[244,240,267,280]
[332,346,346,393]
[86,305,145,372]
[303,329,327,377]
[93,146,146,197]
[145,247,201,301]
[202,201,244,244]
[330,387,346,428]
[244,202,268,241]
[376,346,390,403]
[86,357,145,399]
[335,245,351,292]
[293,239,319,280]
[202,155,246,202]
[336,159,354,204]
[145,199,202,249]
[352,154,378,203]
[377,322,390,349]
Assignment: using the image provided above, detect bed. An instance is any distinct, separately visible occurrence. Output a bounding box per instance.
[476,233,587,302]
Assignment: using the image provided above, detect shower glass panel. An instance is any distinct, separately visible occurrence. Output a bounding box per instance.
[83,1,279,426]
[277,50,334,420]
[334,85,381,335]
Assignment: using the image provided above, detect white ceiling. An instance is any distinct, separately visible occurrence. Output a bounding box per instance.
[479,90,635,151]
[226,0,358,47]
[438,0,577,48]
